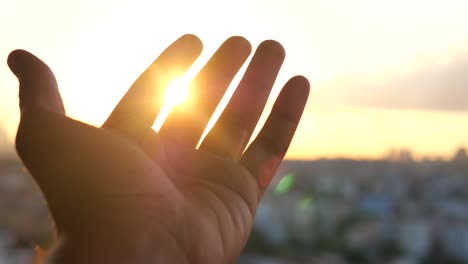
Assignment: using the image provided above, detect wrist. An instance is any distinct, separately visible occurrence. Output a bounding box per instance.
[44,194,194,263]
[46,226,189,264]
[46,202,191,264]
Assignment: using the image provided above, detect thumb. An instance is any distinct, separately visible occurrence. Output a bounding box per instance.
[8,49,65,115]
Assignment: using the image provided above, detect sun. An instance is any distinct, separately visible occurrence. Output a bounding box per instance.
[164,77,190,107]
[153,77,191,131]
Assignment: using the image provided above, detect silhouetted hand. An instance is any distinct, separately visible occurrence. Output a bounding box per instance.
[8,35,309,263]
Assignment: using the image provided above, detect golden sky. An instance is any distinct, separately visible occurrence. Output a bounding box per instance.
[2,0,468,159]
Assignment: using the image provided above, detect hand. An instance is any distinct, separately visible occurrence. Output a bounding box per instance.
[8,35,309,263]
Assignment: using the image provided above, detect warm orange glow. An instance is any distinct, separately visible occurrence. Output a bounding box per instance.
[2,1,468,159]
[154,77,191,131]
[165,78,190,107]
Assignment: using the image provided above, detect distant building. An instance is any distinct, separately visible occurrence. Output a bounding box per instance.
[397,219,432,259]
[440,222,468,262]
[452,147,468,172]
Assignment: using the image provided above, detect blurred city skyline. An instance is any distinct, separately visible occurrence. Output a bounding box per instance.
[4,148,468,263]
[2,0,468,159]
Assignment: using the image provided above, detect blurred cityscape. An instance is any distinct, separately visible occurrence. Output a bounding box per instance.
[2,149,468,263]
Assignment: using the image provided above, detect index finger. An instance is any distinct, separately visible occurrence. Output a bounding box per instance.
[103,34,202,134]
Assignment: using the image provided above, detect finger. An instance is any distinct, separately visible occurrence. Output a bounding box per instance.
[240,76,310,191]
[158,36,252,146]
[199,40,285,159]
[103,34,202,134]
[7,49,65,115]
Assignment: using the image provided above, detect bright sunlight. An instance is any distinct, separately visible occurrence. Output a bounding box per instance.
[164,78,190,107]
[153,76,191,131]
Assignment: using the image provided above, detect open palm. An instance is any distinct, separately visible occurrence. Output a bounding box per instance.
[8,35,309,263]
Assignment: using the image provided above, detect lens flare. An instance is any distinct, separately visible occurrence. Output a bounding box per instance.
[153,77,190,131]
[164,78,190,107]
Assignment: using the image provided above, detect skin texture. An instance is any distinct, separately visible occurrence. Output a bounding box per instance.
[8,34,310,263]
